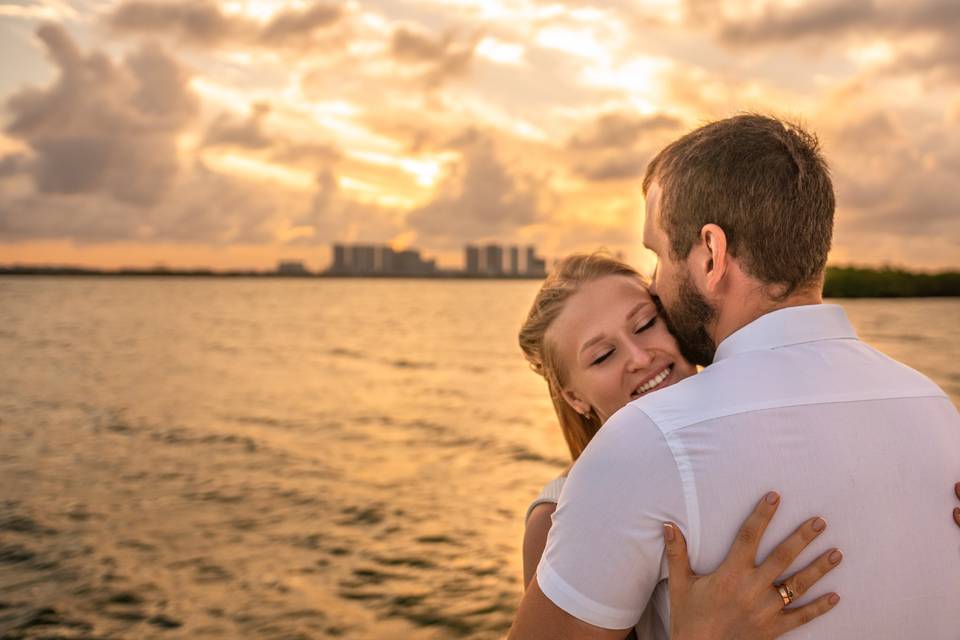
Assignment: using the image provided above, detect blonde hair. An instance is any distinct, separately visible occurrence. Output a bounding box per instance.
[518,252,646,461]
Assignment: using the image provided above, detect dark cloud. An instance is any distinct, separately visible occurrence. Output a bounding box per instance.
[4,23,197,206]
[106,0,344,49]
[822,109,960,246]
[567,112,681,150]
[390,25,479,88]
[258,3,343,46]
[406,130,544,244]
[203,102,273,150]
[696,0,960,82]
[201,102,342,170]
[573,151,650,182]
[0,153,28,178]
[565,111,681,182]
[714,0,876,45]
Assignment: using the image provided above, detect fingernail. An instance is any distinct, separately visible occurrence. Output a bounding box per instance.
[953,507,959,522]
[663,523,675,541]
[765,491,780,505]
[829,549,843,564]
[828,593,840,605]
[811,517,826,532]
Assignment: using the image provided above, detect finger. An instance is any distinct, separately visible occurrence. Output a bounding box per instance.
[953,507,960,529]
[776,592,841,635]
[955,481,960,501]
[777,548,843,604]
[663,522,693,594]
[727,491,781,567]
[756,516,827,584]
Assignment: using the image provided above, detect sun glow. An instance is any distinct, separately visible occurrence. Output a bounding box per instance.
[204,152,315,190]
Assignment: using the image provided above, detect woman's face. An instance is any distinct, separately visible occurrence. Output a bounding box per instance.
[546,274,697,423]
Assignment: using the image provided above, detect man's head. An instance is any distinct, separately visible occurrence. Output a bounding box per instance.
[642,114,835,365]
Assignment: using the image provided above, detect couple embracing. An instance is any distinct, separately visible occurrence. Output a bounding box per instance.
[509,114,960,639]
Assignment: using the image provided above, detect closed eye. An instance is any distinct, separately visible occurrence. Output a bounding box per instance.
[591,350,613,366]
[635,317,656,333]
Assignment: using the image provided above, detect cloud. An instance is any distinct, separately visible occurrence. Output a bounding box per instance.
[713,0,876,45]
[566,111,682,182]
[390,24,480,87]
[0,23,357,248]
[201,102,342,171]
[0,153,28,178]
[406,130,545,244]
[203,102,273,150]
[106,0,344,49]
[290,169,401,245]
[4,23,197,206]
[817,108,960,266]
[0,161,287,245]
[696,0,960,83]
[567,112,681,149]
[572,151,650,181]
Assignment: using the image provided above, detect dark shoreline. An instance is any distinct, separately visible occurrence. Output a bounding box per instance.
[2,265,959,297]
[0,266,545,280]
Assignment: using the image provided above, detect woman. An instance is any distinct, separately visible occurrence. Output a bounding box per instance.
[517,252,958,639]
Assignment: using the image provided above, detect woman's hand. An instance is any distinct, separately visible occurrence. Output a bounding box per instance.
[954,482,960,528]
[664,492,841,640]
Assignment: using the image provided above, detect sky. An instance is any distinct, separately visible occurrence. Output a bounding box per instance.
[0,0,958,273]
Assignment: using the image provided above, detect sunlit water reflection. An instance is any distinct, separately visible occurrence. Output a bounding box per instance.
[1,277,957,639]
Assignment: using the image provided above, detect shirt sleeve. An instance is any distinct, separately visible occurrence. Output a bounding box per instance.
[535,405,688,630]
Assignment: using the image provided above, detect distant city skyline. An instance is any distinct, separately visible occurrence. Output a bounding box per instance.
[325,242,547,277]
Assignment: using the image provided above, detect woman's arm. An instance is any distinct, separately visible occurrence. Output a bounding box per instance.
[522,502,556,590]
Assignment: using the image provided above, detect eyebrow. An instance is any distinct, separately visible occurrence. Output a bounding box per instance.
[578,301,655,355]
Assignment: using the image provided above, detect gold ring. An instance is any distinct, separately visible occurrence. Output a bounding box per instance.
[776,583,795,607]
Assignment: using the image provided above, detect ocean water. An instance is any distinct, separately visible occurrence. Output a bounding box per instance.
[0,277,957,639]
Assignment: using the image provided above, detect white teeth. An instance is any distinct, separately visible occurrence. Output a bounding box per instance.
[634,366,671,396]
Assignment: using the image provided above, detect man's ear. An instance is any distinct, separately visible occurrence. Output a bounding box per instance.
[560,388,590,417]
[699,223,728,293]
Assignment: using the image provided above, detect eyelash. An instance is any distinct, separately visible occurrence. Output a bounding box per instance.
[590,316,657,366]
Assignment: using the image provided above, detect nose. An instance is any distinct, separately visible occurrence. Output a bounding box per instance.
[625,342,655,372]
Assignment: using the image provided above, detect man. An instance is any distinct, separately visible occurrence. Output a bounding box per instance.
[508,114,960,638]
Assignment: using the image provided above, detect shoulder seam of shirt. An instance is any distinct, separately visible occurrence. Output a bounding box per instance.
[652,390,949,434]
[626,404,699,577]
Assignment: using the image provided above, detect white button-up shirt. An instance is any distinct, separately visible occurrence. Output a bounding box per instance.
[538,304,960,638]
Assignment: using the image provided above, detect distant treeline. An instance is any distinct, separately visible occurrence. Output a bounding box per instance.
[824,266,960,298]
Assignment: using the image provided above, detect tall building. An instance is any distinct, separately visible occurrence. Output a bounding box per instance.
[332,244,349,273]
[525,245,546,277]
[327,243,436,276]
[484,244,503,275]
[378,247,396,273]
[509,246,519,275]
[465,245,480,274]
[352,245,376,274]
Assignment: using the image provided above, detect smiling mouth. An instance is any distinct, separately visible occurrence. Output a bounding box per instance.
[631,364,673,399]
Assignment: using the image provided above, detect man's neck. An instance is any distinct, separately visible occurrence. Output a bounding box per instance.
[711,285,823,348]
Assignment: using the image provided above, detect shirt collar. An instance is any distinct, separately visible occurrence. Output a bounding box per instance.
[713,304,857,363]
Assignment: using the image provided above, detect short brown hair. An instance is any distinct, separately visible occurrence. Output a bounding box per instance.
[643,114,834,298]
[518,252,646,461]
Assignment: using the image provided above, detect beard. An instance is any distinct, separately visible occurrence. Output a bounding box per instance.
[659,270,717,367]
